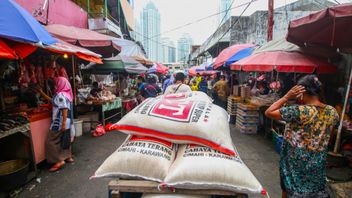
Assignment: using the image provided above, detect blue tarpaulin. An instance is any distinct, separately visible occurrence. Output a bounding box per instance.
[224,47,254,67]
[206,63,214,71]
[0,0,57,45]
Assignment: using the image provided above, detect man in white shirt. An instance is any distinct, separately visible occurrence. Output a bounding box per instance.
[164,72,192,95]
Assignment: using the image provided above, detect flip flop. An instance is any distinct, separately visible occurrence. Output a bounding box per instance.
[66,158,75,163]
[49,161,65,172]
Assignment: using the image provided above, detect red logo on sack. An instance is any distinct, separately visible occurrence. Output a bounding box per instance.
[164,93,187,99]
[130,135,172,148]
[149,99,195,122]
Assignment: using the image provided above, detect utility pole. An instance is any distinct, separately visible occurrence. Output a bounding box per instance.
[267,0,274,41]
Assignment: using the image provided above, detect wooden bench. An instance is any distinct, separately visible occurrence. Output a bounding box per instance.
[108,180,248,198]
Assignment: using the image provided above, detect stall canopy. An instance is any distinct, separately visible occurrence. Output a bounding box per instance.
[46,24,121,57]
[206,63,214,71]
[86,55,147,74]
[132,55,153,66]
[44,39,103,63]
[213,43,255,69]
[147,63,169,74]
[231,51,337,74]
[188,66,218,76]
[286,3,352,52]
[113,39,145,57]
[0,0,57,45]
[0,39,17,59]
[255,37,339,59]
[224,47,254,67]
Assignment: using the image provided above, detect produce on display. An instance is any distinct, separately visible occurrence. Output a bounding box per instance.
[93,135,176,182]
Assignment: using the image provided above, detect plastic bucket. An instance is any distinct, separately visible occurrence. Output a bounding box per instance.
[74,119,83,137]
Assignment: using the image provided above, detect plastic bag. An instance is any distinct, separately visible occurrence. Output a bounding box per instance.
[92,125,106,137]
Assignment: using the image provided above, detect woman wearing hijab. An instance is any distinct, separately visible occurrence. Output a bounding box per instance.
[38,77,74,172]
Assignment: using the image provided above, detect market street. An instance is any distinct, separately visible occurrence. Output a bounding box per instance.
[15,127,281,198]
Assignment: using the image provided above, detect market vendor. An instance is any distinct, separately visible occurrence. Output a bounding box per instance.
[89,81,102,98]
[37,77,74,172]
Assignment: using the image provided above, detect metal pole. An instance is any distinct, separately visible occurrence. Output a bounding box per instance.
[87,0,90,17]
[105,0,108,18]
[334,65,352,153]
[72,56,77,106]
[267,0,274,41]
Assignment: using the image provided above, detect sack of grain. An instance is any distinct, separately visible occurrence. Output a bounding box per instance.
[142,194,210,198]
[92,135,176,182]
[111,96,235,156]
[159,91,212,102]
[164,145,264,196]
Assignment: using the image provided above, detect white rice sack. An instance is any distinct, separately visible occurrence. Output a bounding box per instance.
[92,136,176,182]
[164,145,265,196]
[111,96,235,156]
[159,91,213,103]
[142,194,210,198]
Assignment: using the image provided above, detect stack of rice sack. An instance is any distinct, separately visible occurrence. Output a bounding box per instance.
[92,91,266,196]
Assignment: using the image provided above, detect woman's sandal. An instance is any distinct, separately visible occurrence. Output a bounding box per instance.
[49,161,65,172]
[66,157,74,163]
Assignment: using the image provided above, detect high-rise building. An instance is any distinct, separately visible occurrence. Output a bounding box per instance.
[131,17,142,42]
[177,34,193,63]
[218,0,232,25]
[140,2,161,62]
[161,38,176,63]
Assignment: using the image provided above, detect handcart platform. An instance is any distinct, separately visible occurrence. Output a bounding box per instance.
[108,180,248,198]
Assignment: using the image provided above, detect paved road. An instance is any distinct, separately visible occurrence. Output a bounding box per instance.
[16,126,281,198]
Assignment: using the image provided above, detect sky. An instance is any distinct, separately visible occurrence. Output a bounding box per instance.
[133,0,351,45]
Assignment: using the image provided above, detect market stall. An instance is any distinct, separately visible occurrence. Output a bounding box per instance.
[0,1,106,192]
[286,3,352,186]
[78,55,149,127]
[228,49,338,145]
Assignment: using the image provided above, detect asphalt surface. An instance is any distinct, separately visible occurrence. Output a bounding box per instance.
[15,126,281,198]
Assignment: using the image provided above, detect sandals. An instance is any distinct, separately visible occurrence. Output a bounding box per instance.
[49,161,65,172]
[66,157,75,163]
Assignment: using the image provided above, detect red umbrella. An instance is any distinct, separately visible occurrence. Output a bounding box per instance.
[157,63,169,74]
[0,39,17,59]
[286,3,352,52]
[231,51,336,74]
[213,43,255,69]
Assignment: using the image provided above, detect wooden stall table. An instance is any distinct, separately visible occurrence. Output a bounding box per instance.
[108,180,248,198]
[100,98,122,126]
[81,98,122,126]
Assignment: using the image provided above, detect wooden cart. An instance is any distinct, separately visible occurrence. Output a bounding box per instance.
[108,180,248,198]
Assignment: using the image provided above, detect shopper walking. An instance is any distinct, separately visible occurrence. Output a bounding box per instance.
[141,74,161,98]
[164,72,191,94]
[198,76,208,94]
[213,75,229,109]
[265,75,339,198]
[38,77,74,172]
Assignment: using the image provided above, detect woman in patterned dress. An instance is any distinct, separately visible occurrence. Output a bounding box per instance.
[265,75,339,198]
